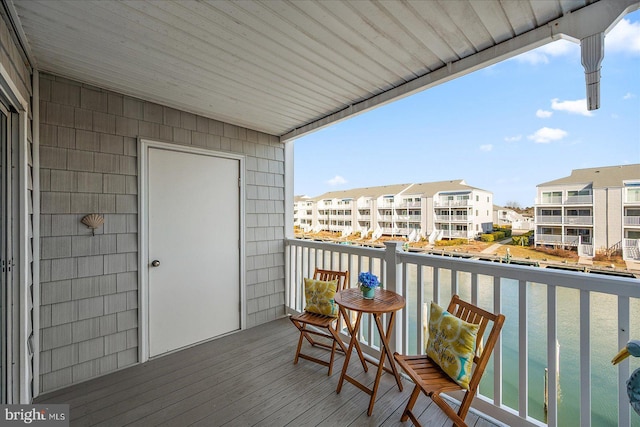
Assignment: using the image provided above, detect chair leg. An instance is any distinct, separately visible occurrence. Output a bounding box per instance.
[401,384,422,422]
[431,393,468,427]
[328,338,337,376]
[293,326,305,365]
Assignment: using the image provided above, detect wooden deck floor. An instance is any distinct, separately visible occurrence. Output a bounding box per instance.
[36,317,502,427]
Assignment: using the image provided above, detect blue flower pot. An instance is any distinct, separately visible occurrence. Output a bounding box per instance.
[362,287,375,299]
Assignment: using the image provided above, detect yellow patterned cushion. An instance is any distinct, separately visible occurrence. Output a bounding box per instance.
[304,278,339,317]
[426,302,479,389]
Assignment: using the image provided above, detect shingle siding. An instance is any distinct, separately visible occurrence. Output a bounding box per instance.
[39,73,285,393]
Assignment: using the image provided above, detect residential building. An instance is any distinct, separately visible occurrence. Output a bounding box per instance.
[494,205,535,231]
[534,164,640,259]
[294,180,493,241]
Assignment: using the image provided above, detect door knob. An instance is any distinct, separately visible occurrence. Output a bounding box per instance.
[151,260,161,267]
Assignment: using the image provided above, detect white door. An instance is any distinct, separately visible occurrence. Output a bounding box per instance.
[148,147,240,357]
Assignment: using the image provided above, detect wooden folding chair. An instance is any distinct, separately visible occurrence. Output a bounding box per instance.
[394,295,505,427]
[289,268,367,375]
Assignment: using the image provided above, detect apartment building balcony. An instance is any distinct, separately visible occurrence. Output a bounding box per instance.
[623,239,640,260]
[396,201,421,208]
[434,199,471,207]
[439,230,471,239]
[358,214,372,220]
[564,216,594,225]
[535,234,581,246]
[564,195,594,204]
[536,215,563,224]
[395,214,421,221]
[435,214,470,222]
[537,196,563,205]
[624,215,640,226]
[286,239,640,427]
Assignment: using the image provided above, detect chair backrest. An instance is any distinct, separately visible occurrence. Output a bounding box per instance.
[446,295,505,392]
[313,268,350,292]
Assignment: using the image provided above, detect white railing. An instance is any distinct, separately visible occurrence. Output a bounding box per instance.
[535,234,580,246]
[435,199,471,207]
[536,215,562,224]
[564,216,593,225]
[624,216,640,226]
[285,238,640,427]
[538,197,563,205]
[565,195,593,204]
[623,239,640,260]
[397,201,421,208]
[435,214,470,222]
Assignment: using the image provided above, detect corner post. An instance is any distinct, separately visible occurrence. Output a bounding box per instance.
[384,241,403,352]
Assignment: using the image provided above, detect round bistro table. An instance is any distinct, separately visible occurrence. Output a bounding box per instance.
[334,287,406,416]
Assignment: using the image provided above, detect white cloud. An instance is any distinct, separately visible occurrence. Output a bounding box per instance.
[504,135,522,142]
[551,98,593,117]
[623,92,636,100]
[480,144,493,152]
[515,39,578,64]
[327,175,347,186]
[606,18,640,55]
[536,109,553,118]
[528,127,568,143]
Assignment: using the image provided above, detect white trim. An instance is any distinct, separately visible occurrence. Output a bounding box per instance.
[0,62,27,112]
[284,141,294,240]
[17,107,28,404]
[138,139,246,363]
[31,70,39,400]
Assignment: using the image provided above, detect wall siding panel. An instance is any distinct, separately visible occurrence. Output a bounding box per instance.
[38,73,285,393]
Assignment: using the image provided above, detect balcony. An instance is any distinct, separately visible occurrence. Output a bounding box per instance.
[435,199,471,207]
[564,195,593,204]
[435,214,470,222]
[564,216,593,225]
[625,216,640,226]
[535,234,580,246]
[286,239,640,427]
[536,215,562,224]
[35,317,500,426]
[538,197,563,205]
[397,201,421,208]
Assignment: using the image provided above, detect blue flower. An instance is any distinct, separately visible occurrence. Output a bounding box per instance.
[358,272,380,289]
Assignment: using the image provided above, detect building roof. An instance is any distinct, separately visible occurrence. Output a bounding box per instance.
[403,180,487,197]
[537,164,640,188]
[10,0,637,139]
[312,184,412,201]
[307,179,490,201]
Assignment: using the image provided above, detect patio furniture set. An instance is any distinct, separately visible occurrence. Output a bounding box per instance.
[289,268,505,427]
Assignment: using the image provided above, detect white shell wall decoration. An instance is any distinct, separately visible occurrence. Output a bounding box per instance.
[81,213,104,235]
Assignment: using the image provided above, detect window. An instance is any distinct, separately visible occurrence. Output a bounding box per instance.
[476,195,479,201]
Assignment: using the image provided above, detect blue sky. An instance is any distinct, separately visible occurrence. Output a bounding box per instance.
[293,10,640,208]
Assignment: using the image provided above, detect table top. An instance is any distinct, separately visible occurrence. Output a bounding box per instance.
[334,288,405,314]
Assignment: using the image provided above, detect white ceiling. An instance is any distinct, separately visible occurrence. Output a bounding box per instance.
[8,0,639,140]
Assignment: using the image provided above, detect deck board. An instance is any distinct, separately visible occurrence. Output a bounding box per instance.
[36,317,502,427]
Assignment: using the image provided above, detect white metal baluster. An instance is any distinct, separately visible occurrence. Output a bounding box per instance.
[547,285,558,427]
[417,265,424,354]
[494,276,503,408]
[519,279,528,419]
[433,267,440,305]
[471,272,478,306]
[402,261,409,354]
[618,295,630,427]
[579,290,591,427]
